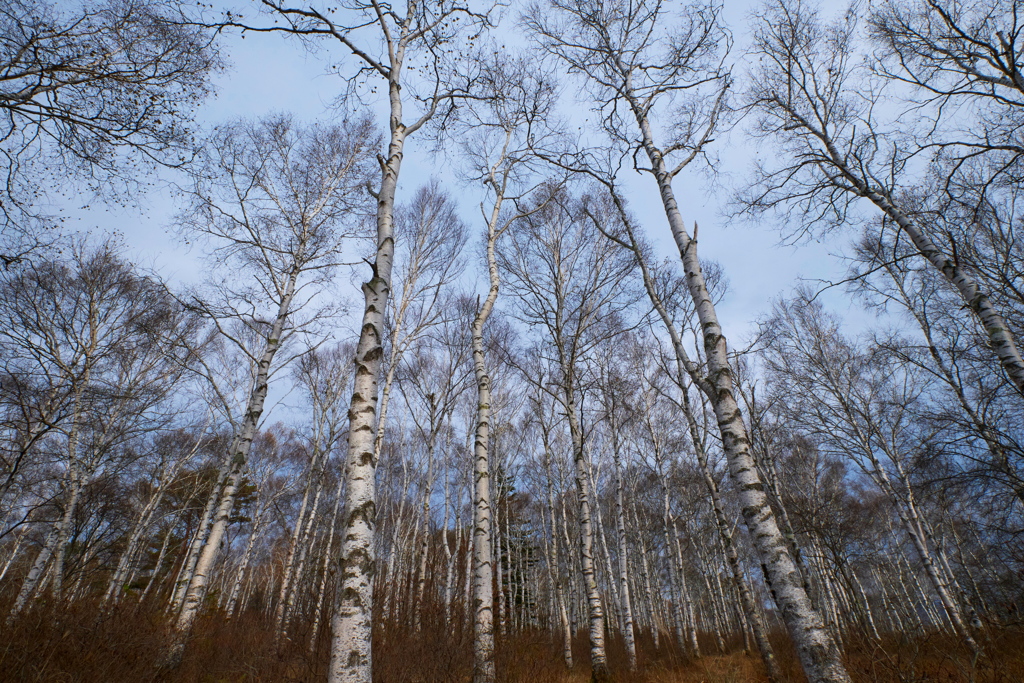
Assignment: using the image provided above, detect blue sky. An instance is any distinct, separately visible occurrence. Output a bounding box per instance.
[62,0,872,353]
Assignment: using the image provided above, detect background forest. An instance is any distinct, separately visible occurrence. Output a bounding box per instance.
[1,1,1022,682]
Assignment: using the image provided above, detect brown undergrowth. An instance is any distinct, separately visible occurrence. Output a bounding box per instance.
[0,598,1020,682]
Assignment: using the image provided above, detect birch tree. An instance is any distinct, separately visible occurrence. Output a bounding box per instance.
[273,346,351,643]
[165,115,374,664]
[222,5,494,678]
[763,293,983,654]
[2,240,196,618]
[525,2,852,680]
[500,189,638,681]
[453,51,562,683]
[0,0,220,260]
[744,0,1024,398]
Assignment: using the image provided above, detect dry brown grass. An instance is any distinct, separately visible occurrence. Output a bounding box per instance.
[1,597,1021,683]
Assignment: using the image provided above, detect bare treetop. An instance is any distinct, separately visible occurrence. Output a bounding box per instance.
[0,0,220,232]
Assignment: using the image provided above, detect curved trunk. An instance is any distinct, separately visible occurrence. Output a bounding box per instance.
[787,105,1024,397]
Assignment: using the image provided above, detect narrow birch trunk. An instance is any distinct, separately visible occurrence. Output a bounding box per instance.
[274,443,325,639]
[540,427,573,669]
[310,469,347,654]
[673,527,701,657]
[495,493,507,635]
[442,468,455,625]
[0,528,26,584]
[171,457,229,613]
[564,396,609,681]
[167,275,296,665]
[224,513,262,617]
[286,479,327,625]
[591,462,621,634]
[628,89,851,680]
[782,105,1024,396]
[140,524,174,604]
[47,434,85,599]
[467,164,515,683]
[851,571,881,641]
[413,429,435,632]
[607,418,637,670]
[8,524,59,619]
[105,450,194,606]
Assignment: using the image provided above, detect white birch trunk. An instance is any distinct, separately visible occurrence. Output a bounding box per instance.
[7,524,59,619]
[310,468,347,654]
[171,458,229,613]
[274,442,324,639]
[629,93,851,681]
[782,106,1024,395]
[565,397,609,681]
[607,421,638,670]
[140,524,174,603]
[328,70,406,683]
[225,510,264,617]
[167,274,296,664]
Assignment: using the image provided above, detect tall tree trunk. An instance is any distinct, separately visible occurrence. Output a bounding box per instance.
[167,274,296,665]
[46,416,85,599]
[413,421,436,633]
[607,419,637,670]
[7,524,59,620]
[328,72,406,683]
[275,442,325,640]
[225,510,264,616]
[787,107,1024,396]
[682,385,781,681]
[171,457,230,613]
[564,392,609,682]
[540,426,573,670]
[140,524,175,604]
[311,469,347,654]
[627,86,851,679]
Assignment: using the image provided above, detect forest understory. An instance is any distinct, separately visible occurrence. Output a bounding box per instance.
[2,597,1020,683]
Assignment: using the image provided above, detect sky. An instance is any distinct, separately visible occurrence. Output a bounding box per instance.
[61,0,872,359]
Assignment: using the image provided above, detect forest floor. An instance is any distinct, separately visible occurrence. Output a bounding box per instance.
[1,599,1021,682]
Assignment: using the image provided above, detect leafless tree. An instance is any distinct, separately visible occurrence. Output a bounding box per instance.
[165,114,374,664]
[0,0,220,260]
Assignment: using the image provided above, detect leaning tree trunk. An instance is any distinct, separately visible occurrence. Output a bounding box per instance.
[623,81,852,681]
[8,397,86,621]
[225,508,265,617]
[679,383,782,682]
[7,525,59,620]
[782,104,1024,397]
[166,274,297,666]
[170,453,231,613]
